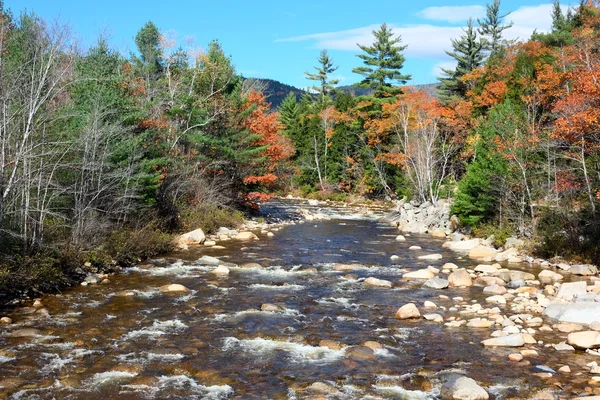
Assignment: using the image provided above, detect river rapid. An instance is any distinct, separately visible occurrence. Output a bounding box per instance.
[0,200,597,399]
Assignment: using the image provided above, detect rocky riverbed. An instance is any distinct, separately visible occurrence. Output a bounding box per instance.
[1,199,600,399]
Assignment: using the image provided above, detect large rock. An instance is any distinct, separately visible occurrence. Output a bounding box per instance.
[443,238,481,252]
[423,277,449,289]
[212,265,230,276]
[448,269,473,287]
[567,331,600,349]
[570,264,598,276]
[544,303,600,325]
[538,270,563,281]
[396,303,421,319]
[483,284,507,295]
[481,333,525,347]
[404,269,435,280]
[235,231,259,241]
[364,277,392,288]
[441,376,489,400]
[474,264,499,274]
[469,245,497,259]
[344,345,376,360]
[177,228,206,245]
[418,253,443,261]
[555,281,587,301]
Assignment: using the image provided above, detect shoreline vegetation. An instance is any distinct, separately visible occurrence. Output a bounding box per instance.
[3,0,600,305]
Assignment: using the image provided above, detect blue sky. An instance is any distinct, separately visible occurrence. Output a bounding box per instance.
[7,0,576,89]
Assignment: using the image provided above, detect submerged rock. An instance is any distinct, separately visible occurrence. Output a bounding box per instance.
[159,284,190,293]
[364,277,392,288]
[344,345,376,361]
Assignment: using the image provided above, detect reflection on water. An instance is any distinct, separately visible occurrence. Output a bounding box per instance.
[0,200,595,399]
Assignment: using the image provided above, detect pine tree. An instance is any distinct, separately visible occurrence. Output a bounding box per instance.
[477,0,514,58]
[305,50,339,106]
[134,21,162,73]
[352,23,411,98]
[438,18,485,103]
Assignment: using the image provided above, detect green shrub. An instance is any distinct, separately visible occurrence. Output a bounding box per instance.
[104,224,174,267]
[473,222,514,248]
[180,204,244,235]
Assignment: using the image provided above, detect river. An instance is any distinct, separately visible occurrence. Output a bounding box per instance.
[0,200,596,399]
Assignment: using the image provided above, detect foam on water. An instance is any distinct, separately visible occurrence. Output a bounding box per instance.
[121,319,188,340]
[248,283,304,291]
[316,297,361,310]
[373,385,438,399]
[222,337,345,364]
[41,352,74,373]
[0,355,15,363]
[120,376,233,399]
[89,371,138,386]
[211,308,302,322]
[129,261,211,276]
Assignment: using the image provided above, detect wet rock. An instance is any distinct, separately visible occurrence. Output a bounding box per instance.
[567,331,600,349]
[424,301,437,309]
[212,265,230,276]
[481,333,525,347]
[319,340,343,351]
[474,276,505,286]
[508,353,524,361]
[332,263,362,271]
[448,269,473,287]
[440,376,489,400]
[198,256,223,266]
[556,323,582,333]
[469,245,497,260]
[0,317,12,324]
[424,313,444,323]
[267,232,274,238]
[344,345,376,360]
[159,284,190,293]
[261,303,283,312]
[308,382,339,395]
[483,284,507,295]
[204,240,217,246]
[423,277,449,289]
[474,264,500,274]
[396,303,421,319]
[485,295,507,305]
[404,269,435,280]
[467,318,494,328]
[418,253,443,261]
[432,229,447,238]
[364,277,392,288]
[390,255,400,261]
[240,262,263,269]
[442,262,459,270]
[570,264,598,276]
[395,235,406,242]
[363,341,383,350]
[409,246,422,250]
[558,365,571,373]
[10,328,41,337]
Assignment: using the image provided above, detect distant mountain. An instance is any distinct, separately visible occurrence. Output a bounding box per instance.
[242,78,307,109]
[243,78,441,110]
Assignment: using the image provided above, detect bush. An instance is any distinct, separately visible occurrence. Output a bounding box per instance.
[473,222,514,248]
[179,204,244,235]
[104,225,174,267]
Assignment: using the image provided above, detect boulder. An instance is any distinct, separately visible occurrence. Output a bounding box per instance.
[481,333,525,347]
[395,235,406,242]
[544,303,600,325]
[483,284,507,295]
[567,331,600,349]
[474,264,499,274]
[555,281,587,301]
[235,231,259,241]
[448,269,473,287]
[418,253,443,261]
[212,265,230,276]
[538,270,563,281]
[396,303,421,319]
[570,264,598,276]
[423,277,449,289]
[177,228,206,245]
[469,245,497,259]
[440,376,489,400]
[443,238,481,252]
[364,277,392,288]
[404,269,435,280]
[159,284,190,293]
[261,303,283,312]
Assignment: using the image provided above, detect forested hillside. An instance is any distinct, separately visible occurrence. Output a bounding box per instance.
[2,0,600,298]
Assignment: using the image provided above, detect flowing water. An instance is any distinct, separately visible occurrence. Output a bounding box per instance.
[0,200,597,399]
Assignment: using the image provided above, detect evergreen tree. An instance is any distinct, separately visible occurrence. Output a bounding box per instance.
[478,0,514,58]
[438,18,486,103]
[134,21,162,73]
[352,23,411,98]
[532,0,582,47]
[279,92,301,146]
[305,50,339,106]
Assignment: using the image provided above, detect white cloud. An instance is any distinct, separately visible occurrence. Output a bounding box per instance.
[417,5,485,23]
[276,3,560,62]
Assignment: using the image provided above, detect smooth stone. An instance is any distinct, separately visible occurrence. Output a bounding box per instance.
[0,317,12,324]
[424,313,444,323]
[555,281,587,301]
[261,303,283,312]
[204,240,217,246]
[538,270,563,281]
[440,376,489,400]
[508,353,524,361]
[424,301,437,309]
[365,277,392,288]
[177,228,206,245]
[159,284,190,293]
[483,284,507,295]
[474,264,499,274]
[409,246,422,250]
[308,382,339,395]
[481,333,525,347]
[212,265,230,276]
[558,365,571,373]
[485,295,507,305]
[468,318,494,328]
[423,277,449,289]
[235,231,259,241]
[442,263,459,270]
[390,255,400,261]
[544,302,600,325]
[240,262,263,269]
[418,253,443,261]
[344,345,376,360]
[396,303,421,319]
[469,245,497,259]
[448,269,473,287]
[567,331,600,349]
[395,235,406,242]
[404,269,435,280]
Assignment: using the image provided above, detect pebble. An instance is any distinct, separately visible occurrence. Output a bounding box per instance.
[508,353,524,361]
